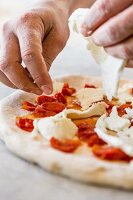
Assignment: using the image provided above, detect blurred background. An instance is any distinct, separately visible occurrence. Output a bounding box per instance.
[0,0,133,98]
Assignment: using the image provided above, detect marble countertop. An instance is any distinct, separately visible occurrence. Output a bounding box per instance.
[0,1,133,199]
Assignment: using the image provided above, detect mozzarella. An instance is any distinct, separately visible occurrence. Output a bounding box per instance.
[100,57,125,100]
[95,126,133,157]
[105,107,130,132]
[95,107,133,157]
[66,102,107,119]
[117,83,133,104]
[125,108,133,119]
[70,8,126,100]
[35,116,78,141]
[75,88,104,110]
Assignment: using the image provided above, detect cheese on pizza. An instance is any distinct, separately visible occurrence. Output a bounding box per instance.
[35,117,78,141]
[16,80,133,163]
[118,83,133,104]
[96,105,133,157]
[75,88,104,110]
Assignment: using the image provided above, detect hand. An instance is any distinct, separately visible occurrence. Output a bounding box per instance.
[81,0,133,67]
[0,1,70,94]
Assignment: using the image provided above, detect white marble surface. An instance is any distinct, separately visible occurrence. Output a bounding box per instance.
[0,1,133,199]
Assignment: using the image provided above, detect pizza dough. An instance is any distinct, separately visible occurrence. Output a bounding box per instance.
[1,75,133,189]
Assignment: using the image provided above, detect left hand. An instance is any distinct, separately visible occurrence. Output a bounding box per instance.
[81,0,133,67]
[0,0,70,94]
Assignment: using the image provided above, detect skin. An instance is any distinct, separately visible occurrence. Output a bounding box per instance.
[81,0,133,67]
[0,1,70,95]
[0,0,132,94]
[0,0,94,95]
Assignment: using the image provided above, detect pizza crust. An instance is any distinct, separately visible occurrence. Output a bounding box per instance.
[1,75,133,189]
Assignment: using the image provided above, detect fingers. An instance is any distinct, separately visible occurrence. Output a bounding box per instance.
[91,5,133,46]
[0,24,42,95]
[126,60,133,68]
[105,37,133,59]
[15,14,53,94]
[81,0,133,35]
[0,70,17,89]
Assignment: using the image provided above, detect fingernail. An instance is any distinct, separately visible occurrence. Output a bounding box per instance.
[92,32,107,46]
[35,90,43,95]
[41,85,52,95]
[80,26,92,37]
[80,27,88,37]
[31,89,42,95]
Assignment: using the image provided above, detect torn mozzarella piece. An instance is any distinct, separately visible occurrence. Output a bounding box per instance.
[75,88,104,110]
[117,83,133,104]
[105,107,130,132]
[86,37,126,100]
[70,8,126,100]
[66,102,107,119]
[95,126,133,157]
[117,127,133,140]
[125,108,133,119]
[35,116,78,141]
[100,58,125,100]
[95,107,133,157]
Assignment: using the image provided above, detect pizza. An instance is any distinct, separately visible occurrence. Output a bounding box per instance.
[1,75,133,189]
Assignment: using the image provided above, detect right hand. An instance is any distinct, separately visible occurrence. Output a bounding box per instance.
[81,0,133,67]
[0,1,70,95]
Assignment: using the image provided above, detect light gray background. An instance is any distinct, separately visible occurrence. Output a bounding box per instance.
[0,1,133,200]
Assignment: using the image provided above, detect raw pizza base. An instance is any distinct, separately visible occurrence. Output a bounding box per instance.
[1,75,133,189]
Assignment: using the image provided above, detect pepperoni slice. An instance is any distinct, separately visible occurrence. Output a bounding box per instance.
[131,121,133,126]
[41,102,65,113]
[131,88,133,96]
[78,123,90,131]
[77,124,95,141]
[104,98,114,116]
[55,92,67,104]
[61,83,76,96]
[62,88,76,96]
[92,145,133,162]
[34,106,56,117]
[63,83,69,88]
[87,135,106,147]
[117,103,132,117]
[36,95,56,105]
[77,123,106,146]
[22,101,36,111]
[16,117,34,132]
[50,137,81,153]
[84,83,96,88]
